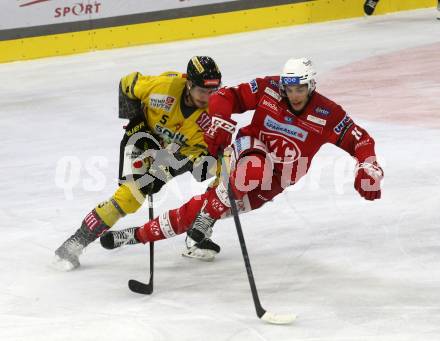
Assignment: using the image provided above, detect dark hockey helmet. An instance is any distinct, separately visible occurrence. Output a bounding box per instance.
[187,56,222,89]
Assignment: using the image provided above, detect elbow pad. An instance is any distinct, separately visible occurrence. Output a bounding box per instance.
[118,82,142,119]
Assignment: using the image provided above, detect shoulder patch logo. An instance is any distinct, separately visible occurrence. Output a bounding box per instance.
[249,79,258,93]
[334,114,352,134]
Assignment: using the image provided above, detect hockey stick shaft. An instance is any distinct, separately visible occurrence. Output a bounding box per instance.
[227,185,266,318]
[128,194,155,294]
[220,151,296,324]
[220,152,266,318]
[147,194,154,291]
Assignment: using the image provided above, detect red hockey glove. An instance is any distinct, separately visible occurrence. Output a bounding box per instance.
[204,115,237,157]
[354,161,384,201]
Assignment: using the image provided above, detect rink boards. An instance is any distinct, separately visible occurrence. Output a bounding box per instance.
[0,0,435,63]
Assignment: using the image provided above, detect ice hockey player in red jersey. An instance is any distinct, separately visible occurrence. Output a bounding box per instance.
[101,57,384,250]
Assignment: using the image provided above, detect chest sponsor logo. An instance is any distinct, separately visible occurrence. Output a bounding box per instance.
[259,96,279,115]
[259,131,301,164]
[149,94,175,112]
[264,116,308,142]
[296,119,323,134]
[334,114,352,134]
[315,106,331,116]
[155,124,187,144]
[307,115,326,126]
[249,79,258,93]
[264,87,282,101]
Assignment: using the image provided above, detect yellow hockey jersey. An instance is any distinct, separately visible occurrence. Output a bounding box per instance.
[120,71,212,162]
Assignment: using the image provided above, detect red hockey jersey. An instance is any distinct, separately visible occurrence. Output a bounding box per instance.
[209,76,377,185]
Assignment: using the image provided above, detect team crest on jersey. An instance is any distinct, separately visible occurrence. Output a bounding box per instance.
[149,94,176,112]
[259,131,301,164]
[259,96,279,115]
[264,116,308,142]
[269,80,280,88]
[315,106,331,116]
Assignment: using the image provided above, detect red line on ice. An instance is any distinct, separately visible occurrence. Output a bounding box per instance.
[320,42,440,129]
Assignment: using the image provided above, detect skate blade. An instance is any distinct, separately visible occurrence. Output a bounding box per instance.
[181,248,216,262]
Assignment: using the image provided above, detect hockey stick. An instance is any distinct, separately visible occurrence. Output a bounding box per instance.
[128,194,154,295]
[221,152,296,324]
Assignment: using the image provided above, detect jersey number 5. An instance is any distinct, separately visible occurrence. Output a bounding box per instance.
[160,115,169,125]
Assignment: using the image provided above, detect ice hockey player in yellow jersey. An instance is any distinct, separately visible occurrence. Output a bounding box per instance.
[54,56,222,270]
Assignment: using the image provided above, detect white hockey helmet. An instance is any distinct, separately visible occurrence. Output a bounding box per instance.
[279,57,317,95]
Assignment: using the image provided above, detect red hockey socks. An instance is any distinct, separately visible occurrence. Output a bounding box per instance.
[135,193,207,243]
[135,153,269,244]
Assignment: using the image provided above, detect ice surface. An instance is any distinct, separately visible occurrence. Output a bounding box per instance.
[0,8,439,341]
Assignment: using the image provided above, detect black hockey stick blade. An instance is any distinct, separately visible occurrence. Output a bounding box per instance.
[128,239,154,294]
[128,279,153,295]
